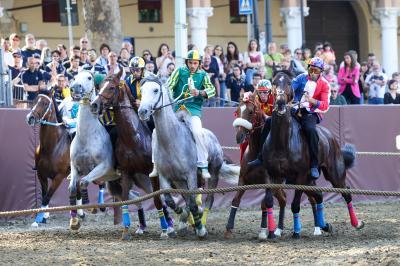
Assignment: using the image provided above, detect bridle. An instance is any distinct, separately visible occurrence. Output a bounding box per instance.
[98,77,135,110]
[238,98,265,136]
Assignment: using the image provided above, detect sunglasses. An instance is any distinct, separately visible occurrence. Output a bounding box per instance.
[131,68,142,72]
[143,53,150,56]
[81,41,88,43]
[331,90,338,93]
[258,91,269,94]
[308,67,322,74]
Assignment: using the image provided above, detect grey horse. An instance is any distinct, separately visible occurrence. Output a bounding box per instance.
[138,75,239,239]
[68,71,119,230]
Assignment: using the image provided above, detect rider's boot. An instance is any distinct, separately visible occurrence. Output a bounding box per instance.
[247,153,263,169]
[149,163,158,178]
[199,167,211,179]
[310,167,320,180]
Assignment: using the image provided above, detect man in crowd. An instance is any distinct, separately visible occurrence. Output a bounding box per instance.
[21,33,41,66]
[21,56,46,102]
[81,49,107,75]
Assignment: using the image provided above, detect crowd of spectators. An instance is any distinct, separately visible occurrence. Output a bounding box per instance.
[2,32,400,107]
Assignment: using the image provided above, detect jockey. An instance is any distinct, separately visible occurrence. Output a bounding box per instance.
[291,57,330,179]
[246,79,274,166]
[149,50,216,179]
[59,95,79,140]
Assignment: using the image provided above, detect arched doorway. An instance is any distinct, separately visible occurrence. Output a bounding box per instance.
[305,1,359,62]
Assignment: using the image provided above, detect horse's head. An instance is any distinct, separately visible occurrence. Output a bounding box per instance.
[272,70,294,116]
[91,69,123,114]
[26,93,54,126]
[232,92,263,144]
[70,71,95,103]
[138,75,164,121]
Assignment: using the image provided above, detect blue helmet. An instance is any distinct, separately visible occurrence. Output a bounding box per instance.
[309,57,324,70]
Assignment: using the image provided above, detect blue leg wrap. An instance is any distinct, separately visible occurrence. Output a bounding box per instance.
[98,188,104,204]
[293,213,301,233]
[35,211,45,223]
[122,205,131,228]
[316,203,327,228]
[158,209,168,230]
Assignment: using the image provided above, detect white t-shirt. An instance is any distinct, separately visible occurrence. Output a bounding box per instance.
[365,72,387,98]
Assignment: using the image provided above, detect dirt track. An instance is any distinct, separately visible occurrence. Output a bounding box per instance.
[0,201,399,266]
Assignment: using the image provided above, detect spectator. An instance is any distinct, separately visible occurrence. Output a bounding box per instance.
[57,44,69,63]
[359,61,369,103]
[264,42,284,80]
[279,43,289,55]
[79,48,89,66]
[367,53,376,72]
[79,36,90,50]
[159,62,175,84]
[45,50,66,77]
[1,37,14,67]
[303,48,312,68]
[391,72,400,93]
[213,44,227,106]
[63,45,80,69]
[145,60,156,75]
[40,47,52,70]
[35,39,47,51]
[338,51,360,104]
[66,55,81,80]
[322,64,338,85]
[202,53,220,107]
[106,51,124,79]
[21,33,41,66]
[225,64,245,104]
[81,49,107,75]
[21,56,46,102]
[122,41,134,57]
[9,50,24,81]
[244,39,264,86]
[96,43,110,68]
[225,41,243,74]
[52,74,71,105]
[9,33,21,51]
[118,48,131,76]
[291,48,307,76]
[365,62,387,104]
[384,79,400,104]
[245,72,262,92]
[188,43,198,51]
[156,43,175,78]
[322,41,336,66]
[330,84,347,105]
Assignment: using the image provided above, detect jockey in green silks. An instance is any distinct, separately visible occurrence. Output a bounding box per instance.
[149,50,216,179]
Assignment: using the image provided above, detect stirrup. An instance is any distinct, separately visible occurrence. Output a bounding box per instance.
[200,168,211,179]
[149,165,158,178]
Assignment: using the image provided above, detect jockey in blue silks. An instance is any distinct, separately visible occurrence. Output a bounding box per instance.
[291,57,331,179]
[59,95,79,140]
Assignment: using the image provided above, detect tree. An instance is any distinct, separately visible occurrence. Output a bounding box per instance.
[82,0,123,53]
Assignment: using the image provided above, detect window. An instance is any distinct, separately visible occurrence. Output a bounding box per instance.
[42,0,60,22]
[230,0,248,23]
[138,0,162,23]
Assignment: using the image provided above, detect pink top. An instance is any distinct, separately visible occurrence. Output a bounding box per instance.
[337,65,360,98]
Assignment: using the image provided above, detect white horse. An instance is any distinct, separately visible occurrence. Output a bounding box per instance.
[138,75,240,239]
[68,71,119,230]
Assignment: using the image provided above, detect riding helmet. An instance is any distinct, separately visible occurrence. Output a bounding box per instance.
[129,56,145,68]
[308,57,324,70]
[186,50,201,62]
[256,79,272,91]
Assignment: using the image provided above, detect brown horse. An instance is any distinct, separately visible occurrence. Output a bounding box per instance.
[26,94,74,225]
[262,71,364,239]
[91,70,174,240]
[225,92,320,240]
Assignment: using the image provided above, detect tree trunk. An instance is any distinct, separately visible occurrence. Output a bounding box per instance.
[82,0,123,53]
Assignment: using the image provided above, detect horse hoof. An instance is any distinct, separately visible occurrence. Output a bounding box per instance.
[196,225,208,239]
[100,207,106,212]
[258,229,267,241]
[167,227,177,238]
[267,231,276,240]
[356,221,365,230]
[78,213,86,220]
[121,230,131,241]
[69,217,81,231]
[274,228,283,237]
[43,212,50,219]
[313,227,322,236]
[224,230,233,239]
[31,222,39,228]
[135,227,146,235]
[177,222,188,236]
[292,232,300,239]
[322,223,333,234]
[160,231,169,239]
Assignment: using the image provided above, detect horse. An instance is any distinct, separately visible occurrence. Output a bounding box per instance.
[90,70,175,239]
[225,92,321,240]
[262,71,364,238]
[138,75,240,239]
[68,70,120,230]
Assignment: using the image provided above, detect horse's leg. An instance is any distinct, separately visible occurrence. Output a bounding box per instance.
[120,174,133,240]
[69,166,81,230]
[149,175,174,238]
[272,189,287,237]
[307,194,322,236]
[322,168,364,229]
[224,189,245,239]
[291,189,303,239]
[304,190,332,235]
[32,173,49,225]
[201,172,219,226]
[185,176,207,239]
[98,183,106,212]
[259,189,276,240]
[80,161,112,187]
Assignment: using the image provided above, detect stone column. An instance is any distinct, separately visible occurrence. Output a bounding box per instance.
[187,7,213,53]
[376,8,399,77]
[0,0,15,37]
[280,6,309,53]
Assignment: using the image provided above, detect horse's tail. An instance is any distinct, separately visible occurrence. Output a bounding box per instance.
[219,163,240,185]
[341,143,356,169]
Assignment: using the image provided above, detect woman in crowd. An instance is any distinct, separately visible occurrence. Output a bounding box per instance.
[225,41,243,75]
[243,39,264,86]
[155,43,175,78]
[384,79,400,104]
[213,44,227,106]
[338,51,360,104]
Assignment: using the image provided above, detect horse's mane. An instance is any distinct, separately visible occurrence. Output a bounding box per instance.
[141,74,174,103]
[52,95,63,123]
[272,70,294,102]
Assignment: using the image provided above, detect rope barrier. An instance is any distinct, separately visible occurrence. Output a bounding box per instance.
[221,146,400,156]
[0,183,399,218]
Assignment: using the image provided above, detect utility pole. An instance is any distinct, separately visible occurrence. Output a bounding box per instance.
[66,0,74,48]
[264,0,272,46]
[175,0,187,68]
[252,0,259,42]
[300,0,305,49]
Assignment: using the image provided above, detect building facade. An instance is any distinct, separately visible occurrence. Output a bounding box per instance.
[0,0,399,75]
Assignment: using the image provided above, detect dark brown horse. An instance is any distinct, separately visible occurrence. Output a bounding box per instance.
[26,94,74,225]
[225,92,320,240]
[262,71,364,239]
[91,70,174,240]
